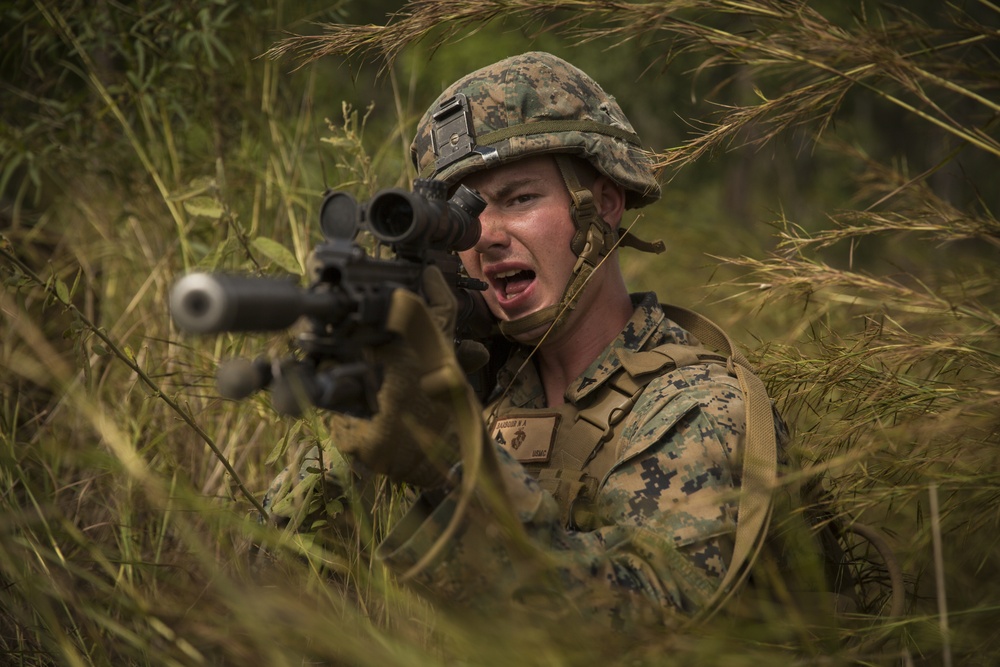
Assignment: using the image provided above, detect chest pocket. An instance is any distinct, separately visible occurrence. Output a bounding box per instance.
[489,343,724,529]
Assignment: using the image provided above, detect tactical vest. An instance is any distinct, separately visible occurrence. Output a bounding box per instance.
[487,339,728,530]
[484,305,906,638]
[484,304,781,621]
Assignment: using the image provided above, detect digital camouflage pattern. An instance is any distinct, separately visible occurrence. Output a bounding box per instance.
[410,51,662,210]
[375,293,747,627]
[258,443,356,547]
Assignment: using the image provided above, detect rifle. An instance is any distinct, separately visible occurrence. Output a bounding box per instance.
[169,179,495,417]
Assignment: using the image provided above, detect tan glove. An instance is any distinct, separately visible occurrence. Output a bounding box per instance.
[421,263,491,375]
[330,266,484,488]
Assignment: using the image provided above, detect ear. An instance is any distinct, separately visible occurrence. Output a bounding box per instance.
[592,175,627,230]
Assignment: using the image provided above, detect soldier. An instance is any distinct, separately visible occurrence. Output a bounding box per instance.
[262,51,781,630]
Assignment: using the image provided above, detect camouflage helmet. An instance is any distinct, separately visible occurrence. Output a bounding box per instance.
[410,51,661,209]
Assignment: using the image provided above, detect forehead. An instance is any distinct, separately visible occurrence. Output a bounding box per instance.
[460,154,560,194]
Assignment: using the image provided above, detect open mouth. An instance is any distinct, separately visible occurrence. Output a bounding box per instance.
[493,269,536,299]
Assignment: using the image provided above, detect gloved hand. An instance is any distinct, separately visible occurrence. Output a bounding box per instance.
[421,264,491,376]
[329,266,485,488]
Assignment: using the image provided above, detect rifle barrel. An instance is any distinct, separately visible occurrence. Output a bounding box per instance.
[169,272,347,334]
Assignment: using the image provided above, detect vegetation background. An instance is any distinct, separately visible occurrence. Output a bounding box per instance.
[1,0,997,664]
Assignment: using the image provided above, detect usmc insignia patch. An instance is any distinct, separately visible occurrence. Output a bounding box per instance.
[491,414,560,463]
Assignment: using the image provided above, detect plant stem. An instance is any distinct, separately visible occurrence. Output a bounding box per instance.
[0,238,267,517]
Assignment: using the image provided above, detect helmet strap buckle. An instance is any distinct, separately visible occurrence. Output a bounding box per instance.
[554,155,616,266]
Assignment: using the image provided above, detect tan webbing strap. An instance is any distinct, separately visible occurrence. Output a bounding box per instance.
[535,469,594,525]
[618,229,666,254]
[554,154,611,259]
[556,378,640,472]
[660,305,778,621]
[420,120,643,178]
[476,120,642,148]
[497,302,562,341]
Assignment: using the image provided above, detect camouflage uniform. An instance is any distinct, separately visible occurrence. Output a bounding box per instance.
[376,293,744,628]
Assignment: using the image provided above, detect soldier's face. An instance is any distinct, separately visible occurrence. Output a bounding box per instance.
[458,155,582,341]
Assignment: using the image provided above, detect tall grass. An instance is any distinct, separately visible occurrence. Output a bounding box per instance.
[2,0,998,665]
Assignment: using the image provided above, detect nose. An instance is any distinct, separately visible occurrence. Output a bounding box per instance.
[473,205,510,254]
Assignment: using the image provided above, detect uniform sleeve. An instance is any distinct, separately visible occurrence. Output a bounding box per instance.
[375,363,744,629]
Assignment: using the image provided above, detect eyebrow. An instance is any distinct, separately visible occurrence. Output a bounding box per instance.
[489,176,544,201]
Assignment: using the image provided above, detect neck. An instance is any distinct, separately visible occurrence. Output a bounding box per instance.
[535,270,633,406]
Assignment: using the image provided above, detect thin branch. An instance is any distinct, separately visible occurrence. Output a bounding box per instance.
[0,238,267,518]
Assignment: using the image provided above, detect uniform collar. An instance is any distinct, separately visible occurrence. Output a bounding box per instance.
[494,293,694,407]
[566,292,666,403]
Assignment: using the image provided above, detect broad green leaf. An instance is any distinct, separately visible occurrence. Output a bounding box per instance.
[183,196,224,219]
[265,420,301,466]
[54,278,70,304]
[252,237,301,274]
[264,438,288,466]
[325,499,344,517]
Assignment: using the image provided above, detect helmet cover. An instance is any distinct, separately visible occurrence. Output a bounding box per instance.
[410,51,661,209]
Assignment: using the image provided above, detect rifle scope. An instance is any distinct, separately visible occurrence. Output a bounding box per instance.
[367,183,485,252]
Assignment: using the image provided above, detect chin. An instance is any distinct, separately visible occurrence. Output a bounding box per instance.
[508,319,560,346]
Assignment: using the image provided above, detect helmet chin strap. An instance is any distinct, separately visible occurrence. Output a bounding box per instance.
[498,155,623,346]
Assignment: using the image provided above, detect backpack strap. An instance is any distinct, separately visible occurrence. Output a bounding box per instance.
[661,305,779,622]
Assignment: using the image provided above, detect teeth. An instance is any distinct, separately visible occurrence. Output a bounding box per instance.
[494,270,522,280]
